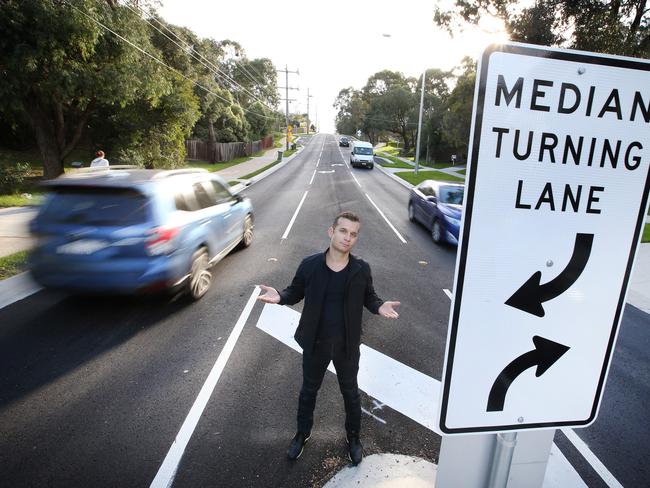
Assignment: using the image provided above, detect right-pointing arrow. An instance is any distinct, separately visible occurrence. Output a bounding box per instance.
[487,336,570,412]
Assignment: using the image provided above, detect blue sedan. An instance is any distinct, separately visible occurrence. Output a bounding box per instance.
[408,180,464,245]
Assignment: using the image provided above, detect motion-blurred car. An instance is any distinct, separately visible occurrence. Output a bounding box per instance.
[339,136,350,147]
[408,180,464,245]
[29,167,253,300]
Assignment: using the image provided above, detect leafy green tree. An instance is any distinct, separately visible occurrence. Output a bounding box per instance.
[441,58,476,162]
[0,0,168,178]
[434,0,650,57]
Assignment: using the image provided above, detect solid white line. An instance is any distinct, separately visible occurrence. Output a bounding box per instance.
[349,170,362,188]
[282,190,309,240]
[150,287,261,488]
[364,193,407,244]
[443,289,452,299]
[309,169,317,185]
[561,429,624,488]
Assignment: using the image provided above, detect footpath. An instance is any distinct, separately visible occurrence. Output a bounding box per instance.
[0,135,649,486]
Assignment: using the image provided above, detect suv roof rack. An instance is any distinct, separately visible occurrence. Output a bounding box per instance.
[152,168,208,179]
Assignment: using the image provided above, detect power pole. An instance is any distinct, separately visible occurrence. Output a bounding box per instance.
[277,65,299,150]
[306,88,314,135]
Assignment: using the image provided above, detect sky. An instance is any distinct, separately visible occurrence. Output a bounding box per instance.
[158,0,509,133]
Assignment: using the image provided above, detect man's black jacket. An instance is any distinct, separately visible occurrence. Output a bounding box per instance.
[278,250,383,357]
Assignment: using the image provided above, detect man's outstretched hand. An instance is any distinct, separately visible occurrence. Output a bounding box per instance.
[379,301,400,319]
[257,285,281,304]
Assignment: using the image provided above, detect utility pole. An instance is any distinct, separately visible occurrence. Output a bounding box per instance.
[306,88,314,135]
[277,65,299,151]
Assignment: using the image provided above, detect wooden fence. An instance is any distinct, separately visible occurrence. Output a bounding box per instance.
[185,135,274,163]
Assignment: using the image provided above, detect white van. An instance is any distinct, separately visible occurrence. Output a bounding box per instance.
[350,141,374,169]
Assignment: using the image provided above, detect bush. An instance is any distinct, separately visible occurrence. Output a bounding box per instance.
[0,163,32,193]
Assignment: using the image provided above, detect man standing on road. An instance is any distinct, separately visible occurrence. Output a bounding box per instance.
[90,150,109,167]
[257,211,400,465]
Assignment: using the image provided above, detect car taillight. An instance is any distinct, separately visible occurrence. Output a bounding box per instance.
[146,226,180,256]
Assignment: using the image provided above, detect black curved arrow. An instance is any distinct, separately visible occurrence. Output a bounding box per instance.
[487,336,570,412]
[505,233,594,317]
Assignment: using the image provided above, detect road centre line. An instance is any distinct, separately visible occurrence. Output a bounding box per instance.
[281,190,309,240]
[259,303,593,487]
[150,287,261,488]
[364,193,407,244]
[441,291,620,487]
[561,429,623,488]
[309,169,317,185]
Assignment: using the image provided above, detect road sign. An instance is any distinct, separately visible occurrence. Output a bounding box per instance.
[438,42,650,434]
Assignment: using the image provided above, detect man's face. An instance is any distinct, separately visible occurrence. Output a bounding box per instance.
[328,218,360,254]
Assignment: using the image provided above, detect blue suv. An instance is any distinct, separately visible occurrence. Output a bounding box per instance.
[29,167,254,300]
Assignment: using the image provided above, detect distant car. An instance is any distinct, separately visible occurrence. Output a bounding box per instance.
[29,167,254,300]
[350,141,374,169]
[408,180,464,245]
[339,136,350,147]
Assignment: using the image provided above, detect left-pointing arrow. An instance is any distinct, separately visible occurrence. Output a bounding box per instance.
[505,233,593,317]
[487,335,570,412]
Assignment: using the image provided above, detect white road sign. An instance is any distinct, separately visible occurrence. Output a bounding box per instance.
[438,43,650,434]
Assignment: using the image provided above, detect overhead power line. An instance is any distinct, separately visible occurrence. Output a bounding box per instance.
[121,0,277,113]
[64,1,276,120]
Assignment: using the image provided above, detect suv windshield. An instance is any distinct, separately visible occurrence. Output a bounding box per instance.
[40,187,149,226]
[439,186,464,205]
[355,147,373,155]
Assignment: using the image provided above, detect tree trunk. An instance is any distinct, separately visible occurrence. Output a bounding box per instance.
[25,99,64,179]
[207,119,216,163]
[401,127,410,154]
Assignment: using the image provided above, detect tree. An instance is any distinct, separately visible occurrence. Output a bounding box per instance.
[0,0,168,178]
[434,1,650,58]
[441,58,476,162]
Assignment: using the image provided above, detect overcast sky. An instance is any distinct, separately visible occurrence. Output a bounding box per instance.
[158,0,508,132]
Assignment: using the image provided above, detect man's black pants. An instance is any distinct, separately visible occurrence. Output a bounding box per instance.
[297,340,361,435]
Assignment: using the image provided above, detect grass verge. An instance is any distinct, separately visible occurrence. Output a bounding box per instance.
[0,193,44,207]
[643,223,650,243]
[394,170,465,186]
[375,153,413,169]
[0,250,29,280]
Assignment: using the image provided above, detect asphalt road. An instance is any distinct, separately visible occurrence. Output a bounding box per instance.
[0,133,647,487]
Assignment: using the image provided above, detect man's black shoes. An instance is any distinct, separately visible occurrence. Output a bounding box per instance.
[347,432,363,465]
[287,431,311,460]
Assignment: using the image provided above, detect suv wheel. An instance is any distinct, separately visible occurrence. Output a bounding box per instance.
[240,214,253,248]
[431,220,443,244]
[188,248,211,300]
[408,203,416,222]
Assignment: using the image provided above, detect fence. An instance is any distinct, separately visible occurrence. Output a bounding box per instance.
[185,135,274,163]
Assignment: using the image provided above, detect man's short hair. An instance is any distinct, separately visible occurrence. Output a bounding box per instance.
[332,211,360,229]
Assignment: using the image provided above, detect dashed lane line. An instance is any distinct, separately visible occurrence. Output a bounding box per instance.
[364,193,407,244]
[281,190,309,240]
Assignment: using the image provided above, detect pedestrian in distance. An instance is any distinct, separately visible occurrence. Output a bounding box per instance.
[90,150,109,167]
[257,211,400,465]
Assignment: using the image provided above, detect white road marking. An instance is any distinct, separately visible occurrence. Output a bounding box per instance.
[561,429,624,488]
[442,289,617,487]
[318,170,335,174]
[443,289,452,299]
[150,287,261,488]
[255,304,437,432]
[543,445,588,487]
[361,407,387,425]
[349,170,362,188]
[309,169,317,185]
[281,190,309,240]
[364,193,407,244]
